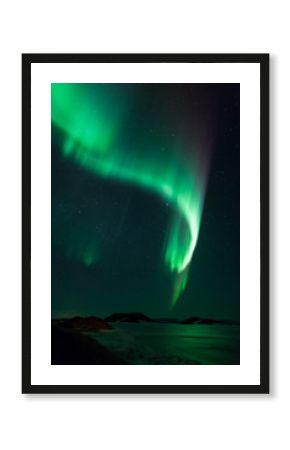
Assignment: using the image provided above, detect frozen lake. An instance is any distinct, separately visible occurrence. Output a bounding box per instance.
[87,322,240,365]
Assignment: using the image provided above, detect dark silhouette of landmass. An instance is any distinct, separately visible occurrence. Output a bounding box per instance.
[182,316,239,325]
[103,312,239,325]
[182,316,201,324]
[52,313,239,328]
[105,312,153,323]
[57,315,112,331]
[154,317,181,324]
[51,325,127,364]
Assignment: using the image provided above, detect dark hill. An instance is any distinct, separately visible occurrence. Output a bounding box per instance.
[182,316,201,324]
[154,318,181,324]
[105,312,153,323]
[58,316,112,331]
[182,317,221,325]
[51,325,127,364]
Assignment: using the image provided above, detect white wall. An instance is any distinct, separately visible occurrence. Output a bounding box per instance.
[0,1,287,449]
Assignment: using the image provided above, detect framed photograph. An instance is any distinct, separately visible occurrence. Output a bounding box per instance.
[22,53,269,394]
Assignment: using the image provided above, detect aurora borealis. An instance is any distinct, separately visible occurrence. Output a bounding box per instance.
[52,83,240,320]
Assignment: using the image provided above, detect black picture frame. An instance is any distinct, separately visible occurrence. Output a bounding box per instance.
[22,53,269,394]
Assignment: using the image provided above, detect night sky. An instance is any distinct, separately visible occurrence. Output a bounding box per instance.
[51,83,240,321]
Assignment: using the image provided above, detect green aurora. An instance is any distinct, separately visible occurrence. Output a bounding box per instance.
[51,83,209,306]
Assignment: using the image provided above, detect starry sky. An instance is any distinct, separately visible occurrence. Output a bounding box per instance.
[51,83,240,320]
